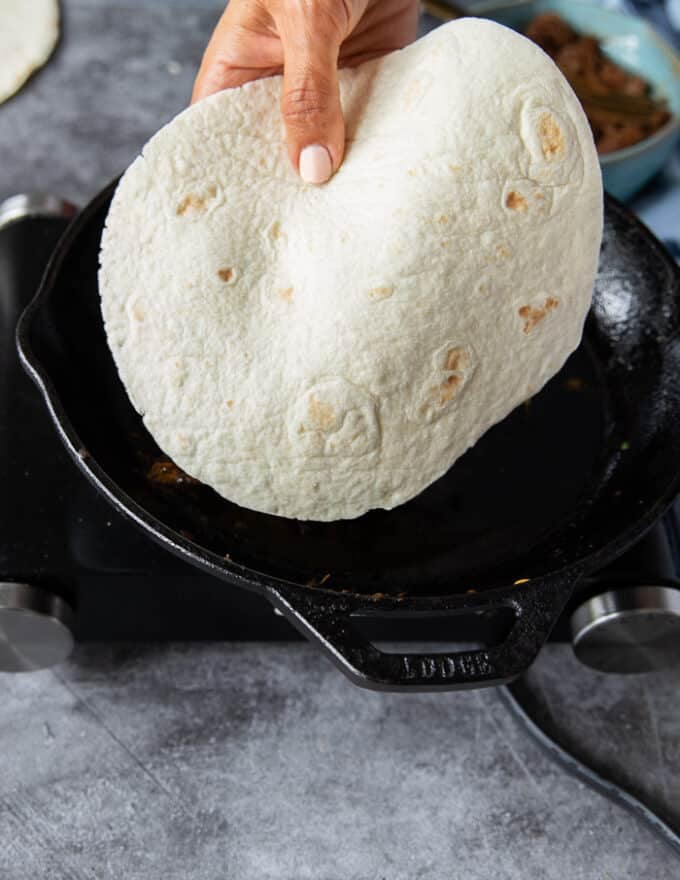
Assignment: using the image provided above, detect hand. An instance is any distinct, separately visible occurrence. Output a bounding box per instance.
[192,0,419,183]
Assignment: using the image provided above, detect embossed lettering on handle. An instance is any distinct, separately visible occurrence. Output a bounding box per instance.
[402,652,494,682]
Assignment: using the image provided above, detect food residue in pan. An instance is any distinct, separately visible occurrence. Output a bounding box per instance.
[564,376,586,392]
[306,573,332,588]
[525,13,672,153]
[147,458,199,486]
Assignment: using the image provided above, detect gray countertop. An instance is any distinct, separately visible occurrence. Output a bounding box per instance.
[1,0,223,208]
[1,644,679,880]
[1,2,679,878]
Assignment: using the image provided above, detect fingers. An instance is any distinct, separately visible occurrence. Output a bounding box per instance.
[276,8,345,184]
[191,4,281,104]
[192,1,351,184]
[192,6,235,104]
[338,0,419,65]
[192,59,255,104]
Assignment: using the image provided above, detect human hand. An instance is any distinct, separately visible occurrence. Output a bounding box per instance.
[192,0,419,183]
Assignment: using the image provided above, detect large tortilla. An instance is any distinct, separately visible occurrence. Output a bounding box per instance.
[99,19,603,522]
[0,0,59,104]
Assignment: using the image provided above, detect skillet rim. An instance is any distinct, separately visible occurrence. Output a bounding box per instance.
[15,180,680,612]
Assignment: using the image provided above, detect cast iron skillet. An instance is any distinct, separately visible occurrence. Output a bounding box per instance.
[16,181,680,691]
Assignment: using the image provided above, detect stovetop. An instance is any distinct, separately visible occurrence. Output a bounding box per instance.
[2,204,679,652]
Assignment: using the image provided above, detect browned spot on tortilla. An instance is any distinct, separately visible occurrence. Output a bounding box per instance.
[226,400,234,408]
[505,191,528,212]
[271,221,283,239]
[535,192,545,201]
[537,112,565,159]
[218,267,234,282]
[308,395,335,431]
[368,285,393,300]
[176,185,217,216]
[407,168,417,177]
[131,302,146,321]
[496,244,512,258]
[437,214,449,225]
[427,347,468,408]
[278,286,294,303]
[519,296,560,333]
[449,164,462,173]
[445,348,464,371]
[435,373,463,405]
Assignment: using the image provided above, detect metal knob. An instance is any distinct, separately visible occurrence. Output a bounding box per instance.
[0,583,75,672]
[0,193,76,231]
[571,585,680,674]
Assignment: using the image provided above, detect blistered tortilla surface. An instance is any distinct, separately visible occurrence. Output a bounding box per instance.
[99,20,603,521]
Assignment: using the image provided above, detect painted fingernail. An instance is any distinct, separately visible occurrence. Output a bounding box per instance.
[299,144,333,184]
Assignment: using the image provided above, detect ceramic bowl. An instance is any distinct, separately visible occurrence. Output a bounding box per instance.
[482,0,680,200]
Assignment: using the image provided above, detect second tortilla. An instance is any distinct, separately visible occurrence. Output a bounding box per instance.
[0,0,60,105]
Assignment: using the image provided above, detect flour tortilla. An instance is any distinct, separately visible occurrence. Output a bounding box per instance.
[0,0,59,104]
[99,19,603,522]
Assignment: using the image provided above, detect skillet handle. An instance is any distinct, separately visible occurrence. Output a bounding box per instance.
[269,570,582,691]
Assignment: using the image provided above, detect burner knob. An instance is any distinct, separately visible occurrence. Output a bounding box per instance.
[0,583,74,672]
[571,585,680,674]
[0,193,76,230]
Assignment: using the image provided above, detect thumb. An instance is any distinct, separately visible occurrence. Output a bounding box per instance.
[278,17,345,184]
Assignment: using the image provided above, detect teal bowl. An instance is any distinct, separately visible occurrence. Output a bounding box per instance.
[478,0,680,200]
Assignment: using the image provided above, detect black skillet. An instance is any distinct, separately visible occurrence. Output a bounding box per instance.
[16,181,680,691]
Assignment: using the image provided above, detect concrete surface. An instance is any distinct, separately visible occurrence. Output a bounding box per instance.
[0,0,222,208]
[1,643,679,880]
